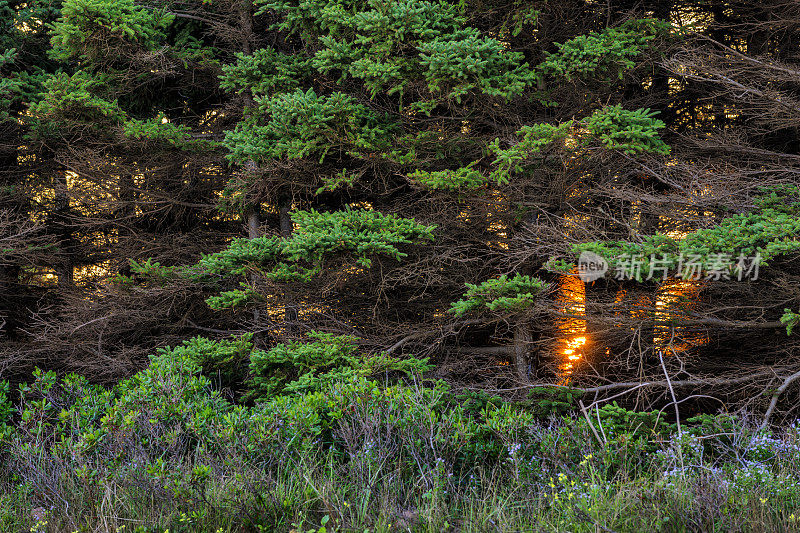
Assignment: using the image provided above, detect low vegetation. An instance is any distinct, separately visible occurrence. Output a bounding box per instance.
[2,341,800,532]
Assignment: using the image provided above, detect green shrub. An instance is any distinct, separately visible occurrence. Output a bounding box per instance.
[246,331,432,399]
[523,386,583,417]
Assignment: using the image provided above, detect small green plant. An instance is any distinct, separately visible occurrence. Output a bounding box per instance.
[456,390,504,418]
[450,273,547,316]
[781,309,800,336]
[291,514,334,533]
[523,386,583,417]
[0,380,13,441]
[596,402,676,439]
[247,331,432,399]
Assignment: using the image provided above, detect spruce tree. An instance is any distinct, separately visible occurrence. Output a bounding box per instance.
[0,0,798,404]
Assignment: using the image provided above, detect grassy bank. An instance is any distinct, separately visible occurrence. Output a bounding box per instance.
[1,347,800,532]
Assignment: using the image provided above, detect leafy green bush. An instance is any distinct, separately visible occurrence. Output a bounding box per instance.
[247,331,432,399]
[523,386,583,417]
[162,334,255,386]
[596,402,676,440]
[0,381,12,441]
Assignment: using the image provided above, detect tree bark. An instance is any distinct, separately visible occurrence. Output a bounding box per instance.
[247,208,260,239]
[55,170,73,288]
[512,318,533,383]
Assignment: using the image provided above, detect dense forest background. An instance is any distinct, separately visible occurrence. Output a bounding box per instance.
[2,0,800,417]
